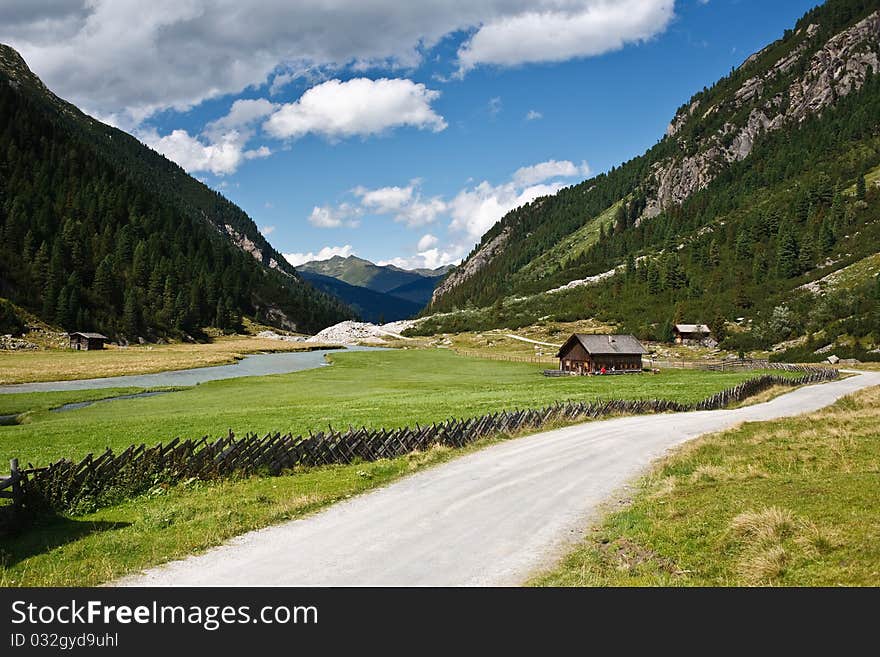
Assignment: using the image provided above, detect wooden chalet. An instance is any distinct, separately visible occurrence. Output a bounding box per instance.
[555,334,647,375]
[673,323,711,344]
[68,332,108,351]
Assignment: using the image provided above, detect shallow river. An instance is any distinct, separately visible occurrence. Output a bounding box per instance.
[0,346,379,395]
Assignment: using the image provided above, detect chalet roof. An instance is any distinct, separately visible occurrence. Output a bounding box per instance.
[558,334,647,357]
[69,332,108,340]
[674,324,711,334]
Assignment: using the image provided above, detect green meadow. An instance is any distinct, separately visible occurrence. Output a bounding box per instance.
[0,349,791,467]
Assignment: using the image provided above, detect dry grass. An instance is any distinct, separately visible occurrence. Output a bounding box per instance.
[0,336,335,384]
[729,507,796,544]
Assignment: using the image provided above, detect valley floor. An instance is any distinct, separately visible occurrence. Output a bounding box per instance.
[0,335,328,385]
[0,347,825,586]
[0,349,802,467]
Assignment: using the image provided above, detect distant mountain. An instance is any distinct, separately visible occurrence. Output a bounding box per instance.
[297,270,422,323]
[385,276,446,305]
[298,255,447,294]
[0,44,352,338]
[296,255,451,319]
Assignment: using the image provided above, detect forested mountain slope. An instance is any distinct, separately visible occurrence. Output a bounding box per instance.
[425,0,880,359]
[0,45,352,339]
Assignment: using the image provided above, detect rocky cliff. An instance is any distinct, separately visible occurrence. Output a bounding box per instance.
[643,11,880,220]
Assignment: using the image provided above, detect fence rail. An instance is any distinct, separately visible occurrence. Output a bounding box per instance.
[454,349,557,364]
[3,368,838,528]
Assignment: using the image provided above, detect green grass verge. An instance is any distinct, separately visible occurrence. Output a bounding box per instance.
[530,385,880,586]
[0,349,801,467]
[0,438,504,586]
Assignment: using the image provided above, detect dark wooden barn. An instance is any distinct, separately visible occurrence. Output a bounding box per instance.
[68,332,108,351]
[555,334,647,375]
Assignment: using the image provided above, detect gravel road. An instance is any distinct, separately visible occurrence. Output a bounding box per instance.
[116,370,879,586]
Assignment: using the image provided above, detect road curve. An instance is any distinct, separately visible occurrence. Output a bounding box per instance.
[116,370,880,587]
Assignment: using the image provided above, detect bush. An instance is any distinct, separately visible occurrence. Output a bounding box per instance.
[0,299,25,335]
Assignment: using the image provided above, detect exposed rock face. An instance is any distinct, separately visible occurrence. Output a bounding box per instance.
[643,13,880,221]
[222,223,290,276]
[431,226,511,304]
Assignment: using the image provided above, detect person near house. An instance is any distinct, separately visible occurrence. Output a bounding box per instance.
[600,366,606,375]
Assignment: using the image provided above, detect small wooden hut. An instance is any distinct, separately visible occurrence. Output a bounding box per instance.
[68,332,108,351]
[673,324,712,345]
[555,334,647,375]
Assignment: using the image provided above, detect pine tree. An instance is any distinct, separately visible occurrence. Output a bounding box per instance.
[856,172,867,200]
[776,227,800,279]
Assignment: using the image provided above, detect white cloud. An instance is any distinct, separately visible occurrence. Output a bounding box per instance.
[417,234,439,251]
[379,244,465,271]
[204,98,278,138]
[488,96,503,118]
[284,244,354,267]
[512,159,591,186]
[264,78,446,141]
[260,225,275,236]
[138,97,277,175]
[0,1,676,124]
[449,180,564,240]
[308,203,361,229]
[139,127,271,176]
[526,109,543,121]
[457,1,675,73]
[352,182,446,227]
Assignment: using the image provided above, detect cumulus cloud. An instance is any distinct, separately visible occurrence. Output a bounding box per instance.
[512,159,591,186]
[139,127,271,176]
[417,234,439,251]
[352,182,446,227]
[379,243,466,271]
[264,78,446,141]
[284,244,354,267]
[457,1,675,73]
[308,203,361,229]
[0,1,676,123]
[260,225,275,236]
[449,180,563,240]
[526,110,543,121]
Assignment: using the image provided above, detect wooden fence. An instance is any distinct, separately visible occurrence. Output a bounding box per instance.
[3,368,838,526]
[454,349,557,364]
[0,459,24,532]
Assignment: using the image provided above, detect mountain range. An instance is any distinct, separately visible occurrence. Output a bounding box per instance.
[0,44,352,339]
[296,255,451,323]
[424,0,880,362]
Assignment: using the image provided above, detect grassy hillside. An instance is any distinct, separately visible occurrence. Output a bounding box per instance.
[533,384,880,586]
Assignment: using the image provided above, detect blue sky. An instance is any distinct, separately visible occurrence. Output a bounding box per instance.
[1,0,820,269]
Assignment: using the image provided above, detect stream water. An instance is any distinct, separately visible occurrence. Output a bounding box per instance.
[0,346,381,396]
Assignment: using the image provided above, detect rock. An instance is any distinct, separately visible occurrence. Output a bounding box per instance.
[826,354,840,364]
[306,319,422,345]
[640,11,880,223]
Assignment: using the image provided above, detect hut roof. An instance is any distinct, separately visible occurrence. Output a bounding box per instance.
[557,334,647,357]
[674,324,711,334]
[69,332,109,340]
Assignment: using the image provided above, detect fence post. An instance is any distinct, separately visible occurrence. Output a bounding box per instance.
[10,458,22,514]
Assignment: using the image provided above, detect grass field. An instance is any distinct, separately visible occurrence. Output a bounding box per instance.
[0,443,479,586]
[0,335,332,385]
[531,385,880,586]
[0,349,799,467]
